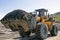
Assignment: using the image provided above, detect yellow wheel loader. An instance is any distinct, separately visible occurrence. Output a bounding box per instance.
[1,9,58,39]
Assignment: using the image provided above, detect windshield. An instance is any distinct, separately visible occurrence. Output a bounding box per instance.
[36,11,39,15]
[36,11,41,17]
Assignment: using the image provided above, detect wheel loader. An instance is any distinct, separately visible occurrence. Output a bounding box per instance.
[1,9,58,39]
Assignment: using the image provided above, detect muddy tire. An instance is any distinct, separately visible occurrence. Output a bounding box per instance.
[18,26,31,37]
[25,30,31,37]
[18,26,26,37]
[50,25,58,36]
[35,23,48,39]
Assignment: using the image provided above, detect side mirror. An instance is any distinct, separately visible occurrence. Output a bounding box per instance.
[48,13,49,17]
[32,14,36,17]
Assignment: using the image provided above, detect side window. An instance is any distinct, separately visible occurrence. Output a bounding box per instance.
[44,12,47,16]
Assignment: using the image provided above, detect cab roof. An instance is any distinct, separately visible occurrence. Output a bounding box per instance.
[35,8,48,12]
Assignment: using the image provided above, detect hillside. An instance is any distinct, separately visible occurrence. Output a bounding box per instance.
[50,12,60,20]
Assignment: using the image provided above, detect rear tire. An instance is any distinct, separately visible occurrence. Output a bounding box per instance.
[35,23,48,39]
[50,25,58,36]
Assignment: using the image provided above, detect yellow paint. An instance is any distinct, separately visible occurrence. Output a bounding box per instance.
[36,16,55,30]
[36,16,40,21]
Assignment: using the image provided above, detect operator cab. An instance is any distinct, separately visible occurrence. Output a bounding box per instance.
[35,9,48,18]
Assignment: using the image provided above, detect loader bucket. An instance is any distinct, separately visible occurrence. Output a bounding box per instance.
[1,9,32,32]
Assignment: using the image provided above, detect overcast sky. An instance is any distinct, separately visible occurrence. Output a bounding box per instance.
[0,0,60,19]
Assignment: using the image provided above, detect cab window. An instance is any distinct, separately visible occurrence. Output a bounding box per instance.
[36,11,41,17]
[44,12,47,16]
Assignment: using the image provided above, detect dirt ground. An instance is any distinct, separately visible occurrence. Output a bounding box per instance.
[0,28,60,40]
[0,22,60,40]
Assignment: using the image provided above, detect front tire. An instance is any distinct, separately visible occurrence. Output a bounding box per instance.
[18,26,31,37]
[35,23,48,39]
